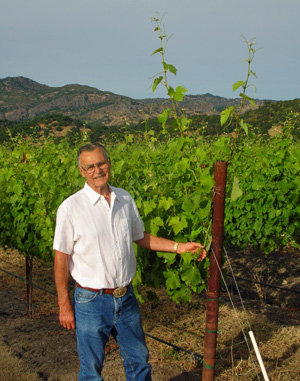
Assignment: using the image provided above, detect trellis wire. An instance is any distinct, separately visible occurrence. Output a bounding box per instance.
[0,266,57,296]
[227,274,300,294]
[1,265,298,298]
[211,246,262,380]
[0,257,298,373]
[0,265,203,362]
[223,246,271,380]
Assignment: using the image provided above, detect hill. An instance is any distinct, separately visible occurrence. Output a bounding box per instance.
[1,76,299,143]
[0,76,264,126]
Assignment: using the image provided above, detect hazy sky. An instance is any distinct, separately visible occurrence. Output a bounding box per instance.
[1,0,299,101]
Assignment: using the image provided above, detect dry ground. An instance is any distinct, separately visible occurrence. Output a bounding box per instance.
[0,246,299,380]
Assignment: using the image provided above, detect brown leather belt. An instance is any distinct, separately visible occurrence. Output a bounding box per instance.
[76,283,129,298]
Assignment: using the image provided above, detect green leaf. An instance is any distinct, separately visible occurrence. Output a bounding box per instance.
[182,199,194,213]
[181,264,201,286]
[167,86,175,97]
[241,119,255,138]
[171,286,192,303]
[158,108,171,128]
[232,80,245,92]
[240,119,249,137]
[179,117,192,131]
[4,169,15,181]
[199,257,210,271]
[180,251,194,265]
[114,159,125,175]
[243,94,256,107]
[163,270,181,290]
[163,62,177,75]
[151,47,163,56]
[158,196,174,211]
[173,86,187,102]
[157,251,177,264]
[175,157,189,171]
[168,215,188,235]
[143,199,156,216]
[14,183,23,197]
[199,175,215,193]
[220,107,235,126]
[231,176,243,201]
[152,76,163,92]
[147,217,164,236]
[198,199,212,220]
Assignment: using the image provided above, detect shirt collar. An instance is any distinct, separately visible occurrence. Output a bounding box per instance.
[83,182,118,206]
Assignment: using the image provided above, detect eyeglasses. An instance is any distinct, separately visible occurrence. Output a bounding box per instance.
[81,160,109,174]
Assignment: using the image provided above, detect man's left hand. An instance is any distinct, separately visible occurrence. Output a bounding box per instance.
[177,242,207,261]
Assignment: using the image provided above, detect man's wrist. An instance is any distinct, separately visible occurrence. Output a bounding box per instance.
[173,241,179,253]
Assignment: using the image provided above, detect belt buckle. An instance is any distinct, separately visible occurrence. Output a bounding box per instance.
[113,286,127,298]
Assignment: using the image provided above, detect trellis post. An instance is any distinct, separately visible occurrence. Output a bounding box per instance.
[22,152,33,316]
[202,160,227,380]
[26,256,33,315]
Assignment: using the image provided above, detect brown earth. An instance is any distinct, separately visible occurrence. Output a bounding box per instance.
[0,246,299,380]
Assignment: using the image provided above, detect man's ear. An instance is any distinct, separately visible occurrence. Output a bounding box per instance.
[78,166,86,178]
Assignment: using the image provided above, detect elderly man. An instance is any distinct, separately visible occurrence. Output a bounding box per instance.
[54,142,206,380]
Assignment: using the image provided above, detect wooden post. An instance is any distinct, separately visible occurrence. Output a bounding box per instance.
[26,256,33,316]
[202,161,227,380]
[22,152,33,315]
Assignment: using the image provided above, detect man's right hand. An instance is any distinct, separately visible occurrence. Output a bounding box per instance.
[59,304,76,330]
[54,250,75,330]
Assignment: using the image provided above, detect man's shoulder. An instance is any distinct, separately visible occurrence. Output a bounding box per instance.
[59,188,85,209]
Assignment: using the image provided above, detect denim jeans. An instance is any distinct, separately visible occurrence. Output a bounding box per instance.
[74,284,151,380]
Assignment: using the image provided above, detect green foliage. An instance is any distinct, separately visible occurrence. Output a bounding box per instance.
[224,134,300,253]
[108,134,215,301]
[1,20,299,305]
[0,137,85,261]
[151,16,191,136]
[220,36,259,162]
[0,125,300,300]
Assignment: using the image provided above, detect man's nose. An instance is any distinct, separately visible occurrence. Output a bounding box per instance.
[94,164,104,173]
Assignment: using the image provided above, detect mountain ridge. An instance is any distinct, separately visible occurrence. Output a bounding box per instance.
[0,76,266,126]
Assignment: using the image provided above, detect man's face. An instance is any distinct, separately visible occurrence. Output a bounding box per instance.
[78,147,111,194]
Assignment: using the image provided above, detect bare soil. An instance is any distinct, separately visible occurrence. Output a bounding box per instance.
[0,246,299,380]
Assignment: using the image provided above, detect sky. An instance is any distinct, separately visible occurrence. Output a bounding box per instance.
[1,0,299,101]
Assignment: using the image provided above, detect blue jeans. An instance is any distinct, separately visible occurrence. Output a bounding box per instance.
[74,284,151,380]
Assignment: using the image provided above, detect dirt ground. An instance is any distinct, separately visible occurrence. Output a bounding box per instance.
[0,246,299,381]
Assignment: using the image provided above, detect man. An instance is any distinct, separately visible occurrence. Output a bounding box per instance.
[54,142,206,380]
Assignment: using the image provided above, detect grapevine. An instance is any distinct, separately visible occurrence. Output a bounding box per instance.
[0,19,299,304]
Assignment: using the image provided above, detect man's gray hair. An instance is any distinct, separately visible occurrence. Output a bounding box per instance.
[77,143,109,166]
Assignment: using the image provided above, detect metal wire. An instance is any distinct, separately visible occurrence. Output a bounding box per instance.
[0,266,57,296]
[0,265,203,361]
[210,246,261,380]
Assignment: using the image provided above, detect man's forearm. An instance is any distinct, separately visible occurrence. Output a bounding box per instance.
[134,232,206,260]
[135,232,176,252]
[54,250,72,307]
[54,250,75,329]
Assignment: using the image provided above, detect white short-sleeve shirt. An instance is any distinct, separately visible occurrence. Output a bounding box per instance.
[53,183,145,288]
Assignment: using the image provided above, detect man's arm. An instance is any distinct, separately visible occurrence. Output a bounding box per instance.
[134,232,206,261]
[54,250,75,330]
